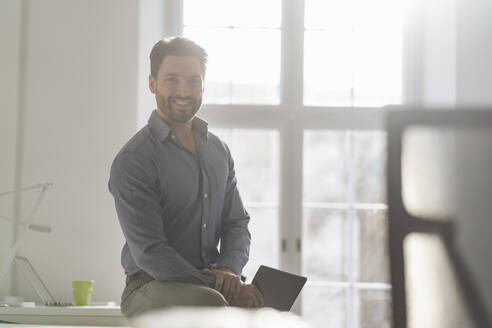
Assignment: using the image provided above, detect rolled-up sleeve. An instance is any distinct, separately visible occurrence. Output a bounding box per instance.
[217,145,251,275]
[109,151,215,287]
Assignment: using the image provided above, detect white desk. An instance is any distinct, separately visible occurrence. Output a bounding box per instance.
[0,306,129,326]
[0,325,124,328]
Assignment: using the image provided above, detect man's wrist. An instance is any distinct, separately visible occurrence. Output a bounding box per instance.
[199,271,217,289]
[218,267,235,274]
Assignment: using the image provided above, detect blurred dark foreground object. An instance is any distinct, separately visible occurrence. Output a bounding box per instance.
[387,108,492,328]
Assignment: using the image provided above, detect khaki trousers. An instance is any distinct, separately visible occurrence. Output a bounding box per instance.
[120,271,228,318]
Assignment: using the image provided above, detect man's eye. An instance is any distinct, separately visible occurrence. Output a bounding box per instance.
[166,77,179,83]
[189,79,201,86]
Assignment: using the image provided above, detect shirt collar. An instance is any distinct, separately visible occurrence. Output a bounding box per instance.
[148,110,209,141]
[192,116,209,139]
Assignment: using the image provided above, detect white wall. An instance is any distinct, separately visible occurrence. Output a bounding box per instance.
[1,0,140,303]
[421,0,456,106]
[456,0,492,106]
[137,0,164,128]
[0,0,22,297]
[417,0,492,107]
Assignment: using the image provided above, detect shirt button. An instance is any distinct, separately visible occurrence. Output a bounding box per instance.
[202,223,207,229]
[203,193,208,199]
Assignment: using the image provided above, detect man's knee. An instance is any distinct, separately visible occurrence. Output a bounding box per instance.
[123,280,228,316]
[193,286,228,307]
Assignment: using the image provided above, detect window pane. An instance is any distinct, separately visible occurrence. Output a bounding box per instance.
[353,131,387,203]
[304,30,353,107]
[302,286,348,328]
[303,209,348,281]
[209,128,279,203]
[209,128,280,281]
[184,0,280,28]
[305,0,353,30]
[233,129,279,203]
[358,210,390,283]
[358,289,392,328]
[183,0,280,105]
[242,207,279,281]
[302,129,389,327]
[304,0,403,107]
[303,130,348,203]
[353,19,402,107]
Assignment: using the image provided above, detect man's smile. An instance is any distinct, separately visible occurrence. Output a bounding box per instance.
[171,98,194,107]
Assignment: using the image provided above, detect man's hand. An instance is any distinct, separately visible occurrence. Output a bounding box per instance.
[229,283,264,308]
[202,267,242,303]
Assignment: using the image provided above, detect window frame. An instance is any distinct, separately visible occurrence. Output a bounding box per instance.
[161,0,420,320]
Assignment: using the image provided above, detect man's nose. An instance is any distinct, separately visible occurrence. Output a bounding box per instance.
[175,81,191,97]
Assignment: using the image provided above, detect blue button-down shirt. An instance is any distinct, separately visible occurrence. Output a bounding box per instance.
[109,111,251,287]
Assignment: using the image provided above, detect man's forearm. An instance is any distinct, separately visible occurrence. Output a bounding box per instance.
[218,219,251,275]
[131,242,216,288]
[217,267,235,274]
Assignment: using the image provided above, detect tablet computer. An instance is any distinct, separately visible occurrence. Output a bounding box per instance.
[252,265,307,311]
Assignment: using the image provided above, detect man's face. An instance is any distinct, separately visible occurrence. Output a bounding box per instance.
[149,55,204,124]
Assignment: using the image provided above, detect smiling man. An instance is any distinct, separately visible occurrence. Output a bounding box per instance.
[108,37,263,318]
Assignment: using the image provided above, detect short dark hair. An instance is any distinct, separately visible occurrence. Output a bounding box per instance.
[149,36,208,78]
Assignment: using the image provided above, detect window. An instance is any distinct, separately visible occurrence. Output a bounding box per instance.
[183,0,281,104]
[149,1,405,327]
[212,128,280,280]
[304,0,402,107]
[302,130,390,328]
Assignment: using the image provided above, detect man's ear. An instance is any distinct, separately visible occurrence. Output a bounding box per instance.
[149,75,156,94]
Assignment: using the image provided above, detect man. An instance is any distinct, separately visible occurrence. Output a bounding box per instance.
[109,37,263,318]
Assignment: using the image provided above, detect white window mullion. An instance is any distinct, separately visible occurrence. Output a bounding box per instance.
[281,0,305,108]
[163,0,183,37]
[200,105,387,130]
[279,122,303,314]
[278,0,305,315]
[347,131,360,328]
[402,0,423,106]
[279,0,304,271]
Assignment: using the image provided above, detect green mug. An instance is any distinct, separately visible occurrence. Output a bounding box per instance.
[72,280,94,306]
